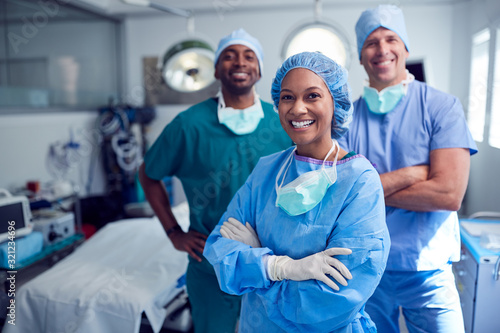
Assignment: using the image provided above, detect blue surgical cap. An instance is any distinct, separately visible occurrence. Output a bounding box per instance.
[271,52,353,139]
[214,28,264,75]
[355,5,410,59]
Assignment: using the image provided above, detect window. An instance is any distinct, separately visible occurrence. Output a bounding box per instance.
[281,22,351,69]
[467,29,490,142]
[489,28,500,148]
[0,0,120,110]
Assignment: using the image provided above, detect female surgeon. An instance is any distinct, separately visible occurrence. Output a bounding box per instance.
[204,52,390,333]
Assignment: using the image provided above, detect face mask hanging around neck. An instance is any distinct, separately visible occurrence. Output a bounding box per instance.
[275,140,340,216]
[216,90,264,135]
[362,71,415,114]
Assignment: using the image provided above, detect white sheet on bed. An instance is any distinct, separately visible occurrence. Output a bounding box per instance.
[3,202,190,333]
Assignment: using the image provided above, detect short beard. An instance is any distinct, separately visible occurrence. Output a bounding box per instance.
[220,79,254,96]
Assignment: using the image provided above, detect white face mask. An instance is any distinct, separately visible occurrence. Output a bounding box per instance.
[275,140,339,216]
[217,90,264,135]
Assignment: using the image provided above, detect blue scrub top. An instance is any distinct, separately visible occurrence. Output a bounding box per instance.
[338,80,478,271]
[204,148,390,332]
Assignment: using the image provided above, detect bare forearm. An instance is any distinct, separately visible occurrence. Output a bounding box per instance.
[384,148,470,212]
[380,165,429,197]
[138,163,178,233]
[385,178,462,211]
[138,163,207,261]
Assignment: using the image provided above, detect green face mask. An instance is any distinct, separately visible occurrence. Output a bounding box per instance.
[217,90,264,135]
[363,83,405,114]
[275,140,339,216]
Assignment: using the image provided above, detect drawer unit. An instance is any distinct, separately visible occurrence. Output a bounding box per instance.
[454,219,500,333]
[454,244,477,332]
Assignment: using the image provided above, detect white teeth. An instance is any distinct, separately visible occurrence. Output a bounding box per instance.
[292,120,314,128]
[232,73,247,77]
[378,60,392,66]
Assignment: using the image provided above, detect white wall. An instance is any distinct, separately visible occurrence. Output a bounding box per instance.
[0,111,106,196]
[452,0,500,215]
[122,3,455,105]
[0,104,186,200]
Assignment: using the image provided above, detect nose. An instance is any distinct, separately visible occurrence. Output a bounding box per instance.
[289,100,308,116]
[377,41,390,56]
[234,54,246,67]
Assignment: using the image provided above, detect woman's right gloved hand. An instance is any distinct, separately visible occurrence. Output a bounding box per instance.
[267,248,353,291]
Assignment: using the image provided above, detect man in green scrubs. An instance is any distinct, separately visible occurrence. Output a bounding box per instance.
[138,28,291,333]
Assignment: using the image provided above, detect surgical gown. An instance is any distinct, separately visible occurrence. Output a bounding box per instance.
[204,148,390,333]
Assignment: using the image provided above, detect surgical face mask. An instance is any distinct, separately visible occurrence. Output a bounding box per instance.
[217,90,264,135]
[275,140,339,216]
[362,71,415,114]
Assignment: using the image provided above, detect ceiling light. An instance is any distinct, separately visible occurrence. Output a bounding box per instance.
[281,0,352,69]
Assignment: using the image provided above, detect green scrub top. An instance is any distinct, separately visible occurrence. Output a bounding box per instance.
[144,97,291,237]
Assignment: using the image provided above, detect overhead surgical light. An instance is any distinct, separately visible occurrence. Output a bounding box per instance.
[160,36,215,93]
[121,0,216,92]
[281,0,352,69]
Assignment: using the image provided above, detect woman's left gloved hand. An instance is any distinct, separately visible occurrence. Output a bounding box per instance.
[220,217,261,248]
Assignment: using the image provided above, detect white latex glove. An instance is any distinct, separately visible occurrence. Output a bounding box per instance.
[267,248,353,291]
[220,217,261,248]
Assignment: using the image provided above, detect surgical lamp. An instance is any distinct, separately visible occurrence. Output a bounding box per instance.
[121,0,216,92]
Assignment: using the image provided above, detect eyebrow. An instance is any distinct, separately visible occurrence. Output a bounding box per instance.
[222,47,256,55]
[365,33,400,44]
[280,86,325,93]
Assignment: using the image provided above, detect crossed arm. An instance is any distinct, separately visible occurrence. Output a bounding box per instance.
[381,148,470,212]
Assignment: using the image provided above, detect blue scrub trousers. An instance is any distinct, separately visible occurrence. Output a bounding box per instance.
[365,265,464,333]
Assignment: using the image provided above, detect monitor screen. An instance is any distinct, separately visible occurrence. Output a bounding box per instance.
[0,202,26,234]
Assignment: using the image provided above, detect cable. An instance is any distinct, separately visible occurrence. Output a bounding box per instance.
[111,131,142,174]
[96,107,130,138]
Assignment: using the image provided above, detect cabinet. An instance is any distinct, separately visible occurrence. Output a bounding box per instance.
[453,219,500,333]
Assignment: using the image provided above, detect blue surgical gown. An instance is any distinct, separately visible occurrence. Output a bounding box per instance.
[338,80,478,271]
[204,148,390,333]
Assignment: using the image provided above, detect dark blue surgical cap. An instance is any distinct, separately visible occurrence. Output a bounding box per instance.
[271,52,353,139]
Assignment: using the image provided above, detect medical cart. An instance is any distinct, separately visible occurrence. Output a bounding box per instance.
[453,218,500,333]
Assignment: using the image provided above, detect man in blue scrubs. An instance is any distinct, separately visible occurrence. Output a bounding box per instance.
[138,29,290,333]
[338,5,478,333]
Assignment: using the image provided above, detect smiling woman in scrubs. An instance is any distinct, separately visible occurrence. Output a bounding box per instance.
[204,52,391,333]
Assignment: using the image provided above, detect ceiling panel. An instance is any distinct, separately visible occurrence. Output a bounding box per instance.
[74,0,469,17]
